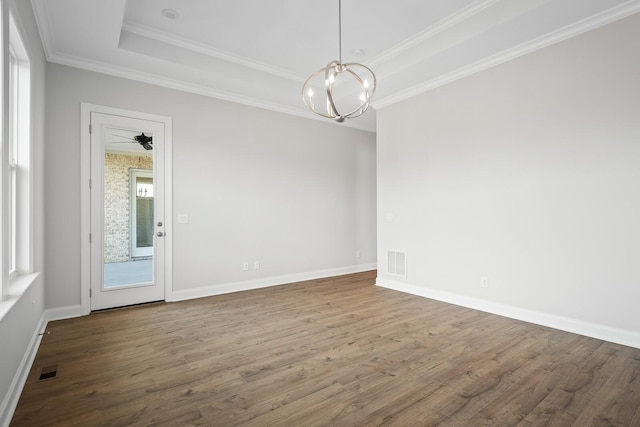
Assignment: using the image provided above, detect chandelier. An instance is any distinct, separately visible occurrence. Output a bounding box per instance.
[302,0,376,122]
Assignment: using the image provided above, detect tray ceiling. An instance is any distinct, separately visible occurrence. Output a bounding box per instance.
[31,0,640,131]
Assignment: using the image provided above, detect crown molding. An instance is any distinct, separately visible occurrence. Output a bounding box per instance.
[30,0,56,61]
[374,0,640,109]
[48,51,375,132]
[369,0,501,67]
[121,22,306,83]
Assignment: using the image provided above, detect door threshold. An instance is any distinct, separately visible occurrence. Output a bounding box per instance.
[91,300,165,313]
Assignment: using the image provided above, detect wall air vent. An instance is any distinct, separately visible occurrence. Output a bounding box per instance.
[387,249,407,278]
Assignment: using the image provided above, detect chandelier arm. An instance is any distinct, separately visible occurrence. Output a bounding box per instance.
[335,66,374,118]
[302,68,336,119]
[301,70,321,110]
[342,62,377,95]
[325,61,341,119]
[340,72,368,117]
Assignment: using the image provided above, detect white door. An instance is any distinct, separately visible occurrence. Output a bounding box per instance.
[90,112,166,310]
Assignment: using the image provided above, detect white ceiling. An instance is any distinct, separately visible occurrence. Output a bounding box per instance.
[31,0,640,132]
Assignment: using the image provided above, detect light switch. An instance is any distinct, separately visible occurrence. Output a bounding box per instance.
[177,214,189,224]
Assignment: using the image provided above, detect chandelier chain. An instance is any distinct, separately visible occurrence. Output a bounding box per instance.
[338,0,342,64]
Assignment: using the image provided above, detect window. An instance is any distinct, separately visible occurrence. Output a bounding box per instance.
[2,9,31,298]
[8,46,19,275]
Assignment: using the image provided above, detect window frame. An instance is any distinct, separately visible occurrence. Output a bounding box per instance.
[8,44,18,277]
[2,4,32,300]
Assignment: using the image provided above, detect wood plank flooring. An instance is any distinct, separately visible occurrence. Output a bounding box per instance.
[11,271,640,426]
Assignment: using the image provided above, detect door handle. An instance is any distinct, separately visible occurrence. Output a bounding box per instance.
[157,231,165,237]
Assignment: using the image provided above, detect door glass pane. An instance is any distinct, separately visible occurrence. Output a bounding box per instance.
[103,127,154,288]
[135,177,154,249]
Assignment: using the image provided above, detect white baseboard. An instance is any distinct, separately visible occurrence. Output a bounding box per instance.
[376,277,640,350]
[45,305,83,322]
[170,263,377,302]
[0,303,99,426]
[0,313,48,427]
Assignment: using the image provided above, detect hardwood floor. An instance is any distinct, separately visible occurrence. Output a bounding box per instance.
[11,271,640,426]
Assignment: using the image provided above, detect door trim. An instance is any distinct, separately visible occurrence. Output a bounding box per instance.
[80,103,173,315]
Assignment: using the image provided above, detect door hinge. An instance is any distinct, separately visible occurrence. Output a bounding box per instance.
[89,179,92,189]
[90,288,92,297]
[89,123,92,134]
[89,233,92,243]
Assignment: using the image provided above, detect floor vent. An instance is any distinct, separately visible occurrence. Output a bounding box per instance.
[39,365,58,381]
[387,250,407,278]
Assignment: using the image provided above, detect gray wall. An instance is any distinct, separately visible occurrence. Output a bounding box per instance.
[45,64,377,308]
[0,0,46,422]
[377,13,640,344]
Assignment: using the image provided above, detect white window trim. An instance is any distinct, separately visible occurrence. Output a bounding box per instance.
[8,44,18,278]
[13,27,32,276]
[2,3,33,302]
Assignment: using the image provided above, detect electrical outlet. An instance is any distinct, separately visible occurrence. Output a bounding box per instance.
[253,261,260,270]
[480,277,489,288]
[356,250,361,258]
[242,261,249,271]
